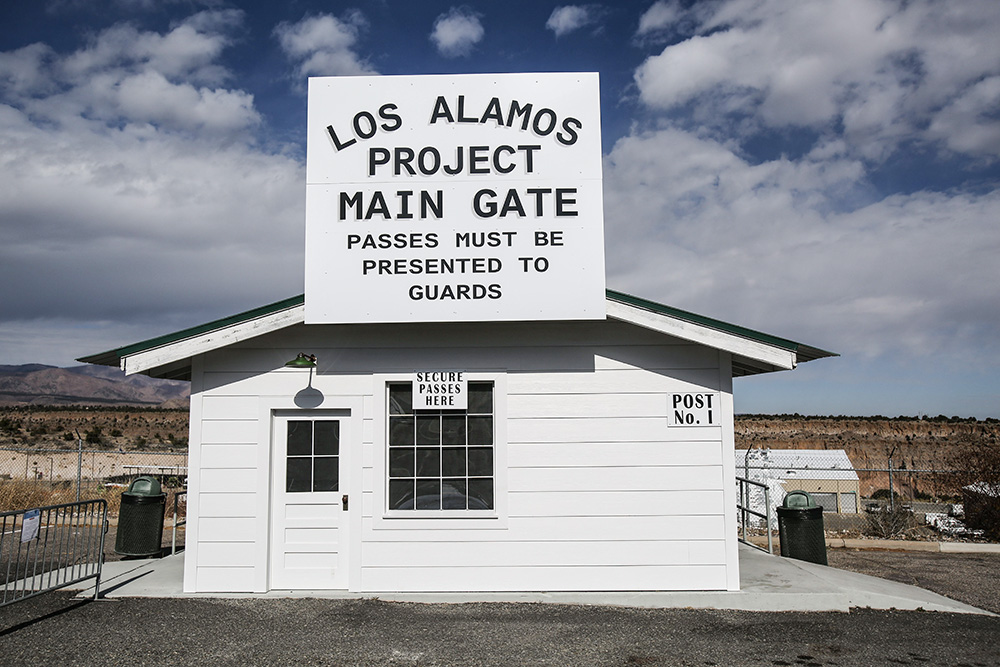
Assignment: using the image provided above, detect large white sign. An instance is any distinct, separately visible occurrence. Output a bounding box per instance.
[304,73,606,324]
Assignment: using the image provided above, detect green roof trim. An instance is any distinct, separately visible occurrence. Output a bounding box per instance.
[608,290,792,350]
[77,294,305,366]
[79,290,836,369]
[606,289,836,363]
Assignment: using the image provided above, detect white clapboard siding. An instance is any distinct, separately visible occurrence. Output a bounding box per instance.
[203,344,715,375]
[508,489,726,517]
[360,564,728,592]
[198,542,258,567]
[361,539,727,568]
[200,468,257,493]
[508,441,723,468]
[508,369,719,395]
[200,395,259,419]
[507,417,721,444]
[360,514,727,542]
[200,444,258,468]
[507,465,724,492]
[195,567,256,592]
[186,315,738,593]
[507,393,667,418]
[200,419,258,445]
[198,517,256,542]
[198,492,258,518]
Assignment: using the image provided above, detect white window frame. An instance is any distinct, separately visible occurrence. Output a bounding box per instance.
[371,371,508,529]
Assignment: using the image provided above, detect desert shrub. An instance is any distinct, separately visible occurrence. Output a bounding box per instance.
[863,506,918,539]
[870,488,902,502]
[950,440,1000,540]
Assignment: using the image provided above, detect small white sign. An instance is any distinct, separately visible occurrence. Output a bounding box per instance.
[667,393,718,427]
[304,72,606,324]
[21,508,40,543]
[414,371,467,410]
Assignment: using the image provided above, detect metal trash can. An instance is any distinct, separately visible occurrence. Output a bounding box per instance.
[115,476,166,557]
[777,490,827,565]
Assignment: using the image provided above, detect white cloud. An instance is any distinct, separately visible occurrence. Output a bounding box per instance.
[602,127,1000,364]
[546,6,596,37]
[430,7,484,58]
[633,0,1000,162]
[0,13,304,350]
[636,0,682,36]
[274,11,375,78]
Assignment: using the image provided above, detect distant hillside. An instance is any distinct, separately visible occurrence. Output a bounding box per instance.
[0,364,189,407]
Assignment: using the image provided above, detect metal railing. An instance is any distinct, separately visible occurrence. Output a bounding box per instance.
[1,499,108,607]
[171,490,187,555]
[737,476,773,554]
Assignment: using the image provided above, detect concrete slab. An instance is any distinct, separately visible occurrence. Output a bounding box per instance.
[64,545,990,615]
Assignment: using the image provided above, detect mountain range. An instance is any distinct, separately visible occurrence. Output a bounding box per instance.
[0,364,189,407]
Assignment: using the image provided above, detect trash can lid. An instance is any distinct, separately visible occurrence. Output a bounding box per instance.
[782,490,819,509]
[125,475,163,496]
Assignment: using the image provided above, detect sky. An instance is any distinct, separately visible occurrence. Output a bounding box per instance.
[1,0,998,418]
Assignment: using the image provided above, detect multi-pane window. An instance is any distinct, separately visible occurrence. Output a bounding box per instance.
[387,382,494,511]
[286,420,339,493]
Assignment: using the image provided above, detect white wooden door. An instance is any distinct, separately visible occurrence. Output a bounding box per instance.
[270,414,349,590]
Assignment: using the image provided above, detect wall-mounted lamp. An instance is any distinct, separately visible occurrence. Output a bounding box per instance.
[284,353,317,368]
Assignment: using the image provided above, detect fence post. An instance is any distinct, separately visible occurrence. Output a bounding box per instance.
[888,445,897,512]
[76,430,83,503]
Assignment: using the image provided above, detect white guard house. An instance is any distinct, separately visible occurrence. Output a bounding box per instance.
[80,290,834,593]
[81,72,834,593]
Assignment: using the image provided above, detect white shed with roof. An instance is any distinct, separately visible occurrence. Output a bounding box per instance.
[82,290,833,594]
[738,448,861,515]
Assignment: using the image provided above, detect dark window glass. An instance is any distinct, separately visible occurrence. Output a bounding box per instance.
[286,457,311,493]
[467,447,493,477]
[389,416,415,446]
[441,416,466,445]
[415,415,440,445]
[467,417,493,446]
[313,457,339,492]
[387,382,494,512]
[389,384,412,414]
[286,420,339,493]
[442,479,467,509]
[313,421,339,455]
[468,478,494,509]
[287,421,312,456]
[441,447,466,476]
[389,479,413,510]
[415,448,440,478]
[389,448,415,478]
[467,383,492,413]
[415,480,441,509]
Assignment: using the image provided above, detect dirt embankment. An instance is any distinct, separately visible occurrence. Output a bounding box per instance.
[0,407,189,451]
[736,417,999,469]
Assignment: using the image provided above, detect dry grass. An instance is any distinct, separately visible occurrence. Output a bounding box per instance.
[0,479,127,514]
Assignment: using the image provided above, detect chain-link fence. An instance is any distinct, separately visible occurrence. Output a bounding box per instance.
[0,446,187,520]
[737,447,986,541]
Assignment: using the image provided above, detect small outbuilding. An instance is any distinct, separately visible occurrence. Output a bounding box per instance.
[81,290,833,593]
[738,448,861,515]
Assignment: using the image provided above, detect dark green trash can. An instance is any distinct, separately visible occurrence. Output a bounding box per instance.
[115,476,166,557]
[777,490,827,565]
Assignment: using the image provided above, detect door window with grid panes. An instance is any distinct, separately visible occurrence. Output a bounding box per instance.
[387,381,494,511]
[285,420,340,493]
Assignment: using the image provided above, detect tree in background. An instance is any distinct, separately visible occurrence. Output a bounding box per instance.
[952,439,1000,540]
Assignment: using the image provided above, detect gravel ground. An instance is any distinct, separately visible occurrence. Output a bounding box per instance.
[827,548,1000,615]
[2,548,998,666]
[1,592,998,667]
